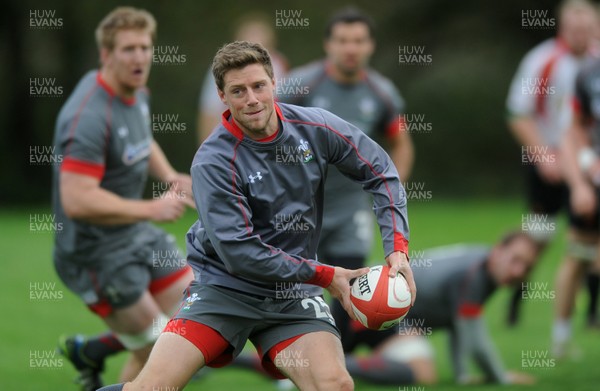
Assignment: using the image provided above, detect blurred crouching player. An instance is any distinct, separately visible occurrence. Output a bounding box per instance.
[234,232,538,386]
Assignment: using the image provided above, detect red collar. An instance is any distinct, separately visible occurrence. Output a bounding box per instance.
[221,103,284,140]
[96,71,137,106]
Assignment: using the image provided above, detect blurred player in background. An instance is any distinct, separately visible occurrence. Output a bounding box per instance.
[279,6,413,330]
[505,0,599,330]
[375,232,538,385]
[558,52,600,358]
[52,7,194,390]
[196,13,288,143]
[98,40,414,391]
[234,232,538,386]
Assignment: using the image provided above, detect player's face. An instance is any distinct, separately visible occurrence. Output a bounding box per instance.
[219,63,277,139]
[491,237,538,285]
[101,29,153,92]
[560,10,595,56]
[325,22,374,77]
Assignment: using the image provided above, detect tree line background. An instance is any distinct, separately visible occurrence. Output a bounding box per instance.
[0,0,573,204]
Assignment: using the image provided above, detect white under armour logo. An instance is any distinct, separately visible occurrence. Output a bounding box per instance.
[248,171,263,183]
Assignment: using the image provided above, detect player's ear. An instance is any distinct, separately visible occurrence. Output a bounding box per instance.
[367,37,376,56]
[217,88,227,105]
[100,47,110,67]
[323,38,331,55]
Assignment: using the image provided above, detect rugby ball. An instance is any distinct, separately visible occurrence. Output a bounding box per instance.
[350,265,412,330]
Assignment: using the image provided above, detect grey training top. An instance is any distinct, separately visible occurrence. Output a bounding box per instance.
[187,102,409,298]
[52,71,154,265]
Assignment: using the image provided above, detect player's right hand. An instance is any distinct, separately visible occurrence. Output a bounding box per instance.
[535,152,562,184]
[570,182,597,218]
[326,266,370,321]
[150,193,186,222]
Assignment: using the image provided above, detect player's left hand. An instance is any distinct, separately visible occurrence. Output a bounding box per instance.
[167,173,196,209]
[386,251,416,306]
[327,266,370,321]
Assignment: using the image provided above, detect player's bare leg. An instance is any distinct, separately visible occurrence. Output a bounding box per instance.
[376,334,437,384]
[122,332,205,390]
[585,257,600,327]
[113,268,194,380]
[553,229,596,357]
[275,331,353,391]
[153,267,194,316]
[101,268,192,381]
[103,291,165,381]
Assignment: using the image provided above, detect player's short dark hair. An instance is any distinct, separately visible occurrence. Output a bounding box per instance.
[212,41,274,92]
[499,230,540,248]
[325,7,375,39]
[95,7,156,51]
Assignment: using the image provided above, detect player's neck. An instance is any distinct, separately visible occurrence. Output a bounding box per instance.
[326,61,363,84]
[234,108,279,141]
[99,69,137,99]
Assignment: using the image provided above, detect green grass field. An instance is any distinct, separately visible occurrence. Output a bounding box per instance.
[2,199,599,390]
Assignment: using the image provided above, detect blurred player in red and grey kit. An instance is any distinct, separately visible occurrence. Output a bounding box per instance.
[505,0,599,340]
[559,26,600,360]
[51,7,194,390]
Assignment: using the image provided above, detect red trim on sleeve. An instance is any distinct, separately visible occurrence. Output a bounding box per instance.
[149,265,192,295]
[306,265,335,288]
[61,156,105,180]
[458,303,482,318]
[87,299,113,318]
[394,234,409,255]
[386,115,404,139]
[535,43,567,117]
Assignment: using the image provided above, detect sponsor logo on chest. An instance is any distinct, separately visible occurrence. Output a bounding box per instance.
[122,137,152,165]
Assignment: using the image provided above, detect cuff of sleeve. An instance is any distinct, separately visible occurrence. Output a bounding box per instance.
[458,303,482,318]
[393,234,409,255]
[386,115,403,139]
[306,265,335,288]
